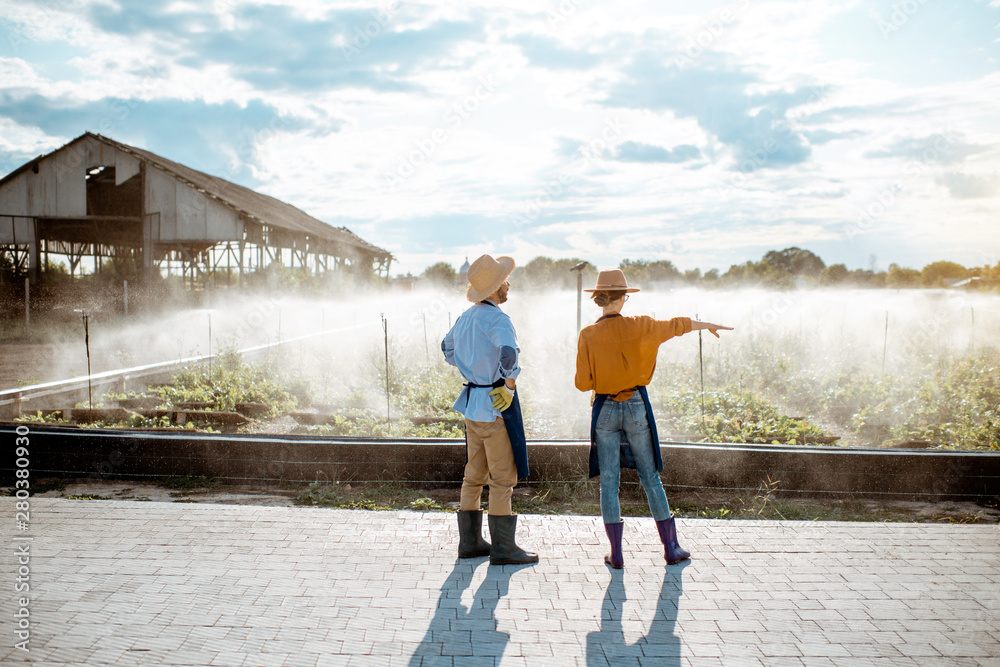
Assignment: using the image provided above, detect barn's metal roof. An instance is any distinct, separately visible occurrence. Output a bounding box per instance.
[2,132,390,260]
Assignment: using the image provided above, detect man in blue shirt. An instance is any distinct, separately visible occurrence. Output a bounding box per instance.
[442,254,538,565]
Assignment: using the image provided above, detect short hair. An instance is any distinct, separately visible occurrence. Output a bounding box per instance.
[591,290,627,307]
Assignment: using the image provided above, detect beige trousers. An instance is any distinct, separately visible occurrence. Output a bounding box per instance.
[460,417,517,516]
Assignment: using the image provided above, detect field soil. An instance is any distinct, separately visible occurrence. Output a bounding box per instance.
[0,341,68,389]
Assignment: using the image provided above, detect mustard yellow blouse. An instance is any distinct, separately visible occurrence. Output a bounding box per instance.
[575,314,692,401]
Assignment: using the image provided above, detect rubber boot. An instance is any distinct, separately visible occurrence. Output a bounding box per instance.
[457,510,491,558]
[655,515,691,564]
[487,514,539,565]
[604,521,624,569]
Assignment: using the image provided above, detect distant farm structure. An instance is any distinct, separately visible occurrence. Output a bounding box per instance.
[0,132,392,289]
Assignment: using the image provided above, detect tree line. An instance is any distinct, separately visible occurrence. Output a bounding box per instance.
[419,248,1000,291]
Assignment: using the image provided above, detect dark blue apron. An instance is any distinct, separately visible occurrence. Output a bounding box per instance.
[588,385,661,479]
[463,377,529,479]
[458,300,529,479]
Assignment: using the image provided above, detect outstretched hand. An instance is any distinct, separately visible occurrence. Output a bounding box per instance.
[704,323,734,338]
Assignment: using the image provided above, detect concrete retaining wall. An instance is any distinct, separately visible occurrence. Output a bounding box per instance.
[3,425,999,501]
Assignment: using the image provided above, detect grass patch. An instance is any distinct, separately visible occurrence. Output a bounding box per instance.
[6,478,67,496]
[292,480,421,510]
[27,477,996,524]
[285,478,996,523]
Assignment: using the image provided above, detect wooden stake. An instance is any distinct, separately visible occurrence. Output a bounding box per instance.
[382,314,390,430]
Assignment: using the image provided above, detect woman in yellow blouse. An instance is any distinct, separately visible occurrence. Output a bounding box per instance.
[575,269,733,568]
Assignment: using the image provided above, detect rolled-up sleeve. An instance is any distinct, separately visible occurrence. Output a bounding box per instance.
[654,316,692,343]
[441,329,456,366]
[488,318,520,380]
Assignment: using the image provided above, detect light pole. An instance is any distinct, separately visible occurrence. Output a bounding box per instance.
[569,261,589,334]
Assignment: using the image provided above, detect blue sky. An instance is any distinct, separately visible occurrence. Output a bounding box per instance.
[0,0,997,276]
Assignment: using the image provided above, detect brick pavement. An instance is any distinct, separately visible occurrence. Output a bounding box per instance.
[1,499,998,666]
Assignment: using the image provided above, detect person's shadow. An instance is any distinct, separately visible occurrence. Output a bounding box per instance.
[408,560,529,666]
[586,561,689,666]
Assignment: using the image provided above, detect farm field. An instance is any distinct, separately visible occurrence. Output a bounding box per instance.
[5,286,999,451]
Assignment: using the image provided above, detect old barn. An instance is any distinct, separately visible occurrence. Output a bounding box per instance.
[0,132,391,285]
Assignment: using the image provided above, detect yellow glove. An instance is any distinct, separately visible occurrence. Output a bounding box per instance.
[489,385,514,411]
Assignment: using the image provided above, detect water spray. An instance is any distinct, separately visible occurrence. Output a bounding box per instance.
[423,312,429,363]
[208,312,213,380]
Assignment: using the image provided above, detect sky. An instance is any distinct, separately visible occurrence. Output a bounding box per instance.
[0,0,998,277]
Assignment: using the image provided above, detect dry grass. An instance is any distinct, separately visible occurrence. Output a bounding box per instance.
[20,477,999,524]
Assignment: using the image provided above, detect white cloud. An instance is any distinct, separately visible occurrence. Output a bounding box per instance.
[0,0,998,277]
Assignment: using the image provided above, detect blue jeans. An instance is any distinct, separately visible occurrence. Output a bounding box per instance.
[595,393,671,524]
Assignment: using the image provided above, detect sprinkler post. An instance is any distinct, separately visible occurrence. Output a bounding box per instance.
[697,312,706,434]
[381,313,390,430]
[970,307,974,351]
[569,261,589,334]
[881,310,889,377]
[75,310,93,410]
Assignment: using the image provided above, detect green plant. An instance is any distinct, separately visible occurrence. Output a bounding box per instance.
[293,482,342,507]
[151,346,298,417]
[15,411,70,424]
[408,497,445,511]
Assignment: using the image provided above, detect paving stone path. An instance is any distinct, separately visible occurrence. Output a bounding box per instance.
[1,499,998,666]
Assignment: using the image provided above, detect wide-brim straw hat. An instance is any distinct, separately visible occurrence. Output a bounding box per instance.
[466,254,516,302]
[584,268,640,293]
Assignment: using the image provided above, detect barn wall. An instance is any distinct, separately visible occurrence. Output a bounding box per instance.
[0,215,31,245]
[145,166,241,243]
[144,167,178,240]
[0,134,139,223]
[205,196,241,241]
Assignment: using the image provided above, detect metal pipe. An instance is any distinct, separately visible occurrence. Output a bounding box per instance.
[569,261,589,334]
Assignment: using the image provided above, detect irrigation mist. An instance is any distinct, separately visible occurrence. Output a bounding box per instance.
[18,284,1000,442]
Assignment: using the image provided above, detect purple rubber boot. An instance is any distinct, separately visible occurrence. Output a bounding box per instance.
[655,515,691,564]
[604,521,624,569]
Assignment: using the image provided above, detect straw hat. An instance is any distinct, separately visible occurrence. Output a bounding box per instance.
[466,254,516,302]
[584,268,640,293]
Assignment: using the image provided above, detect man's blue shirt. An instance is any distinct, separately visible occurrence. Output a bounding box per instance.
[441,300,521,422]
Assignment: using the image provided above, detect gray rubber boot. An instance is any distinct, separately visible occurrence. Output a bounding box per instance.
[487,514,539,565]
[457,510,491,558]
